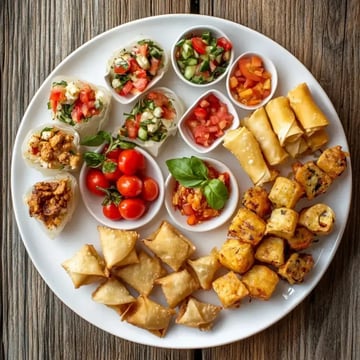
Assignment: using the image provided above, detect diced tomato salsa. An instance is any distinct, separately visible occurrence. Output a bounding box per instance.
[185,93,234,147]
[48,80,104,126]
[172,164,230,225]
[120,90,177,142]
[109,39,164,97]
[229,55,272,106]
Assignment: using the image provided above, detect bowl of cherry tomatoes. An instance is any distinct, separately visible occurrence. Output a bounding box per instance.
[79,144,164,230]
[178,89,239,153]
[226,52,278,111]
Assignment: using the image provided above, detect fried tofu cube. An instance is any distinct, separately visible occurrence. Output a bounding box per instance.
[265,207,298,240]
[316,145,348,179]
[286,226,315,251]
[218,239,254,274]
[255,236,285,267]
[278,253,314,284]
[292,161,332,200]
[242,186,272,218]
[228,208,266,246]
[212,271,249,308]
[268,176,304,209]
[241,265,279,300]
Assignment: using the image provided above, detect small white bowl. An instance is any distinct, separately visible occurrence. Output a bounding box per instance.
[171,25,234,88]
[104,39,169,105]
[79,146,165,230]
[164,157,239,232]
[226,52,278,111]
[178,89,240,154]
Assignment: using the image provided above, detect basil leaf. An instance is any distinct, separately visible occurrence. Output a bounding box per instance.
[203,179,229,210]
[190,156,208,179]
[83,151,105,168]
[166,157,206,187]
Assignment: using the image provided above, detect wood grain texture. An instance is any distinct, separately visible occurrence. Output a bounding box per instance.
[1,0,359,359]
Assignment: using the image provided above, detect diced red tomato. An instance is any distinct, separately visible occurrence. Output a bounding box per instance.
[191,37,207,55]
[132,78,148,92]
[49,87,66,113]
[216,37,233,51]
[118,81,134,96]
[185,94,234,147]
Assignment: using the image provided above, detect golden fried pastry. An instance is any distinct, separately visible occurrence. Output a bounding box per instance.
[278,253,314,284]
[143,221,196,271]
[241,265,279,300]
[176,297,222,331]
[254,236,285,267]
[218,239,254,274]
[212,271,249,308]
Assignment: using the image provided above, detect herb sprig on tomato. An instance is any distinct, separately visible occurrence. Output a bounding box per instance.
[174,30,232,84]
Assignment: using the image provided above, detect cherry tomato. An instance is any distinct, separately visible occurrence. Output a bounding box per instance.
[116,175,143,197]
[142,177,159,201]
[118,149,145,175]
[102,159,122,182]
[105,148,122,161]
[118,198,146,220]
[103,202,122,220]
[86,168,110,196]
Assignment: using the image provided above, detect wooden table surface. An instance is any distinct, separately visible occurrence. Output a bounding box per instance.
[1,0,359,359]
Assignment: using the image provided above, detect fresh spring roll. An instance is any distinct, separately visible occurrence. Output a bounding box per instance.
[287,83,329,136]
[223,127,278,186]
[48,76,111,139]
[285,136,309,158]
[265,96,304,146]
[242,107,288,166]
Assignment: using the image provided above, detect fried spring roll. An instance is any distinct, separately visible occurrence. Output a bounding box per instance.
[223,127,277,185]
[287,83,329,136]
[265,96,304,146]
[242,107,288,166]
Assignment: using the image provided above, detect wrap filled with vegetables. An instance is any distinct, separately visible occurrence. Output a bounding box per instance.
[48,76,111,139]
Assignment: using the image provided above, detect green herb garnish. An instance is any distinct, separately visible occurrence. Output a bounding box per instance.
[166,156,229,210]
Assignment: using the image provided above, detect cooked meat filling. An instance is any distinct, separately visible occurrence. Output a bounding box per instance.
[27,179,73,229]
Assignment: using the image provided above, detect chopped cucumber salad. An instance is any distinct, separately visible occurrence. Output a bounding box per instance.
[174,30,232,84]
